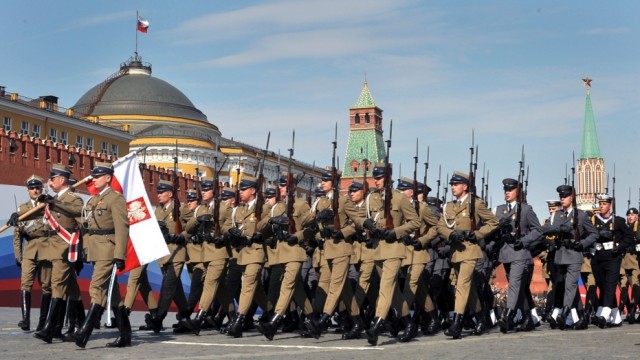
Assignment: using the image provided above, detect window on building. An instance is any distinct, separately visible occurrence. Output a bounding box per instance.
[32,124,40,138]
[3,116,11,131]
[354,113,360,124]
[111,144,119,156]
[101,141,108,154]
[351,160,360,173]
[76,135,84,149]
[365,113,370,124]
[21,121,29,135]
[60,131,68,145]
[49,128,57,142]
[86,138,93,151]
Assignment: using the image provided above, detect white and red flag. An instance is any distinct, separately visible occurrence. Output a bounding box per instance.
[87,152,168,274]
[137,16,150,33]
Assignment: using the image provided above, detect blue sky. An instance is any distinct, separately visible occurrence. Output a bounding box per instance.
[2,0,640,217]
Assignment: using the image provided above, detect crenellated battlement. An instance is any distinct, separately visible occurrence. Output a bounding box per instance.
[0,129,203,204]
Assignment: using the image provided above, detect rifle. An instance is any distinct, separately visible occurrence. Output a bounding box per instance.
[331,123,341,231]
[384,120,394,230]
[481,163,486,202]
[362,145,370,195]
[235,166,241,207]
[286,130,296,236]
[173,141,182,234]
[436,165,441,207]
[443,172,449,205]
[612,163,617,246]
[423,146,430,198]
[524,165,529,203]
[195,157,203,204]
[515,146,525,240]
[413,139,420,239]
[571,152,580,243]
[307,160,315,207]
[212,153,228,239]
[468,131,477,233]
[254,132,270,221]
[628,187,631,211]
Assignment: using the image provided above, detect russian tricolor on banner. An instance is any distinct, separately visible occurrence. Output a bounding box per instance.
[87,152,168,274]
[137,16,150,33]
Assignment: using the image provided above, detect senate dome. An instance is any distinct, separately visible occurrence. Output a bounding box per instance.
[70,54,221,177]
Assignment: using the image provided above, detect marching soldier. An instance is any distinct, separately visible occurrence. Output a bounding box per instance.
[591,195,635,328]
[146,180,189,333]
[181,181,233,335]
[34,165,84,343]
[356,166,421,345]
[436,171,499,339]
[74,162,130,348]
[9,175,52,332]
[621,208,640,324]
[257,173,315,340]
[305,169,360,340]
[225,176,272,338]
[536,200,562,322]
[541,185,598,330]
[494,178,543,333]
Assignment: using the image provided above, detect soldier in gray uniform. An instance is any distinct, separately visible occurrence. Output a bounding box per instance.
[541,185,598,330]
[494,178,543,333]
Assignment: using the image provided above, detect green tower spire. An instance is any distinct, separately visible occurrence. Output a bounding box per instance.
[580,77,601,159]
[354,80,376,108]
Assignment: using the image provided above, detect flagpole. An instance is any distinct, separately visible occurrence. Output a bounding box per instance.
[135,10,138,57]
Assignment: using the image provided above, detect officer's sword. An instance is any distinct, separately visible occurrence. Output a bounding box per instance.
[105,264,118,327]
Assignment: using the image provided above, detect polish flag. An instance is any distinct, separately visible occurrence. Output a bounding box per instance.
[137,16,150,33]
[86,152,168,274]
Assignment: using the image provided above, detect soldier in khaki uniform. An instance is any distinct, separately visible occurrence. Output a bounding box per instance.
[34,165,84,343]
[620,208,640,324]
[436,171,499,339]
[257,173,315,340]
[225,176,272,338]
[354,164,421,345]
[181,180,234,335]
[74,162,130,348]
[304,170,360,339]
[403,182,439,333]
[145,180,189,333]
[9,175,52,332]
[171,189,199,333]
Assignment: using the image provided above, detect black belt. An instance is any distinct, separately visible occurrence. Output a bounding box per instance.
[83,229,115,235]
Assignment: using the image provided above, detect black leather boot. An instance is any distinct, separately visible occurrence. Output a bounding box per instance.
[386,311,402,337]
[36,293,52,332]
[518,310,536,332]
[206,309,226,331]
[106,306,132,347]
[556,306,570,330]
[146,309,166,334]
[305,312,330,339]
[364,317,385,346]
[444,313,463,339]
[34,297,64,343]
[220,311,236,334]
[341,315,364,340]
[472,311,486,336]
[74,303,103,348]
[424,310,441,335]
[573,309,588,330]
[226,313,244,338]
[397,315,418,342]
[63,300,85,342]
[257,313,282,340]
[19,290,31,331]
[52,299,67,340]
[181,309,206,335]
[498,308,515,333]
[334,310,353,334]
[139,308,156,331]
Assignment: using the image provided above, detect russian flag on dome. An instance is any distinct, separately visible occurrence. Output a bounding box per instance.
[137,15,150,33]
[87,152,168,274]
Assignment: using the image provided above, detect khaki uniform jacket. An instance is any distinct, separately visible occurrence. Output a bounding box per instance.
[13,200,47,261]
[181,204,203,264]
[266,198,311,264]
[314,195,353,260]
[347,189,420,261]
[83,187,129,262]
[229,199,268,266]
[404,201,439,266]
[621,221,640,270]
[202,200,233,262]
[42,188,83,260]
[342,198,375,264]
[437,195,499,264]
[156,201,188,266]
